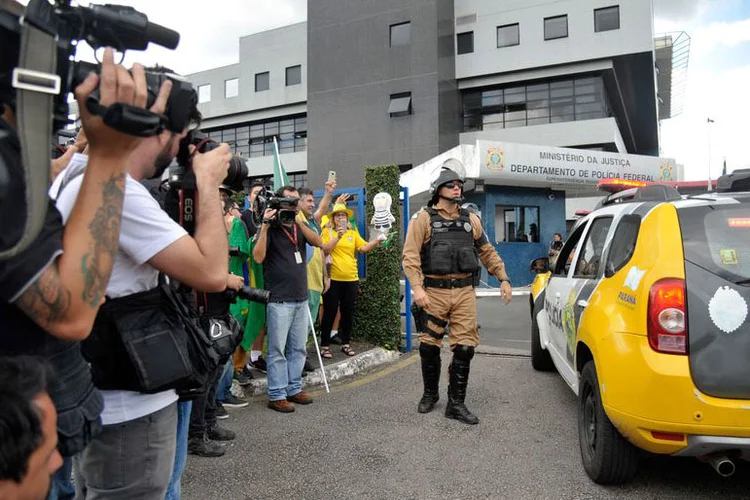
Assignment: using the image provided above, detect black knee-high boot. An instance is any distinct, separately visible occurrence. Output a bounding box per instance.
[445,345,479,425]
[417,343,441,413]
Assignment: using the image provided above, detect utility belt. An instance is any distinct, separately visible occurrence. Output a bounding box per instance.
[83,283,224,395]
[423,275,477,289]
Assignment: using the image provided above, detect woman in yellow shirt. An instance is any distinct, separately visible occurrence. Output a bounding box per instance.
[320,203,382,357]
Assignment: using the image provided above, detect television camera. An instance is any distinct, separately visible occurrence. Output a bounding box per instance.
[1,0,184,259]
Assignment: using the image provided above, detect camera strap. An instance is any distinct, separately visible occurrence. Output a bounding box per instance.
[178,169,198,236]
[2,19,58,259]
[281,225,298,246]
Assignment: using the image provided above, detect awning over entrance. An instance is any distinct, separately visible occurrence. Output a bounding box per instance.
[401,140,681,200]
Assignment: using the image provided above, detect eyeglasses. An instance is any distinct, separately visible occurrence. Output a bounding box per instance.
[444,181,463,189]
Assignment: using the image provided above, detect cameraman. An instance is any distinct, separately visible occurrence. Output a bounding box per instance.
[1,0,173,494]
[54,68,231,498]
[253,185,322,412]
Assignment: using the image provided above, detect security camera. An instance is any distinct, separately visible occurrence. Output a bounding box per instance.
[548,193,555,200]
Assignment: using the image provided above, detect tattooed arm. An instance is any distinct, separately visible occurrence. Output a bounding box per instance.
[11,49,172,340]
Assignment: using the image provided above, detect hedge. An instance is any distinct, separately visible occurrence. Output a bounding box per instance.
[352,165,402,350]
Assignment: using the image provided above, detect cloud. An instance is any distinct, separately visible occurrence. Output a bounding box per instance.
[661,63,750,179]
[690,18,750,54]
[67,0,307,74]
[653,0,738,22]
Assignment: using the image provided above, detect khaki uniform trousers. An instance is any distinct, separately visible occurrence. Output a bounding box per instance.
[419,285,478,349]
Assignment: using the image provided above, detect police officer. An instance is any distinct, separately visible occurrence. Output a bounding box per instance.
[403,159,512,425]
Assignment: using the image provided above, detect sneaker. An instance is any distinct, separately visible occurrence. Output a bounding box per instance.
[233,370,252,386]
[207,423,236,441]
[188,435,225,457]
[267,399,295,413]
[215,403,229,420]
[287,391,313,405]
[222,394,249,408]
[252,356,267,373]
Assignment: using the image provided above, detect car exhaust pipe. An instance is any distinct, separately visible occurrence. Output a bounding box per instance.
[707,455,736,477]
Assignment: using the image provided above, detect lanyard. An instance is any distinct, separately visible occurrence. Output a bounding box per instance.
[281,225,298,247]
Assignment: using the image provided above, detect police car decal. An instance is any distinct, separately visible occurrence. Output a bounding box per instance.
[708,286,748,334]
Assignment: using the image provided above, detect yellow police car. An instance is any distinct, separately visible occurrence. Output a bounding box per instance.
[529,172,750,484]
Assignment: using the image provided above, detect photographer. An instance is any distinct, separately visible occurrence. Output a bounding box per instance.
[54,65,230,498]
[1,2,175,498]
[253,185,322,412]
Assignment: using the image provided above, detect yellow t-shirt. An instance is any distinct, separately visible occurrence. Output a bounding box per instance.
[322,226,367,282]
[297,212,324,292]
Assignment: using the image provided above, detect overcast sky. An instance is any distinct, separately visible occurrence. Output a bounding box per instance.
[61,0,748,181]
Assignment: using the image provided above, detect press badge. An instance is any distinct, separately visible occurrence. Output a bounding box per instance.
[295,251,303,264]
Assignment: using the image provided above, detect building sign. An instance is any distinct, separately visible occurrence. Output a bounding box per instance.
[478,141,677,186]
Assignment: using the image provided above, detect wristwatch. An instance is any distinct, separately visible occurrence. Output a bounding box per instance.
[500,279,511,285]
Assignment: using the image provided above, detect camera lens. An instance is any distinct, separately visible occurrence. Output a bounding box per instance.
[224,156,249,191]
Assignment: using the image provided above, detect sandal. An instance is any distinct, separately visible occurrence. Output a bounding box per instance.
[341,345,356,357]
[321,348,333,359]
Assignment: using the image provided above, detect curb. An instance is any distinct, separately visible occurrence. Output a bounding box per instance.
[476,288,530,297]
[475,345,530,357]
[238,347,403,398]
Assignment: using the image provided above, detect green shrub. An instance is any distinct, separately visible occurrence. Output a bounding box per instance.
[353,165,402,350]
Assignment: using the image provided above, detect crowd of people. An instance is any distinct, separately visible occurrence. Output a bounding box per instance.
[0,2,516,498]
[0,2,378,495]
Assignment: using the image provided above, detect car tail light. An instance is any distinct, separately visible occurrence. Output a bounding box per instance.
[648,279,687,355]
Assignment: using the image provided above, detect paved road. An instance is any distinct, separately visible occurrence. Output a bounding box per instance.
[182,352,749,500]
[477,294,533,352]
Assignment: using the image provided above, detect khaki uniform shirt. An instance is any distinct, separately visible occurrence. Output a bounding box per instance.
[403,204,509,288]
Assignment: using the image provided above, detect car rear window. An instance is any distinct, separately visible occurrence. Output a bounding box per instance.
[678,202,750,283]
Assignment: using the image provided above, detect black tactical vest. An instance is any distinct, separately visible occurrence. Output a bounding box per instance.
[420,208,479,275]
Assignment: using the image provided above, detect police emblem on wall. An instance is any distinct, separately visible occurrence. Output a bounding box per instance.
[486,147,505,172]
[658,162,675,182]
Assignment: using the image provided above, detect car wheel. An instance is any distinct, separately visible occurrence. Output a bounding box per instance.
[531,313,555,372]
[578,361,638,485]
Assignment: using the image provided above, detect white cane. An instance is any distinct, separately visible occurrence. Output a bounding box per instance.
[307,307,330,393]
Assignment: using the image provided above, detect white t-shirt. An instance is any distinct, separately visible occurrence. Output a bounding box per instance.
[55,169,187,425]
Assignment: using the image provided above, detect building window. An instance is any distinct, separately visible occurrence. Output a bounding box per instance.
[224,78,238,98]
[457,31,474,54]
[398,164,413,173]
[198,84,211,103]
[544,15,568,40]
[286,65,301,86]
[204,114,307,159]
[255,72,269,92]
[594,6,620,32]
[388,92,412,117]
[495,205,540,243]
[461,75,609,131]
[496,23,520,48]
[390,22,411,46]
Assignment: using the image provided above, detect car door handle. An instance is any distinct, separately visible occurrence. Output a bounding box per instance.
[577,299,589,308]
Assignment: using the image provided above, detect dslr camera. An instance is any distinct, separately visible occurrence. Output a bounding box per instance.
[171,130,249,192]
[164,131,249,235]
[252,186,299,227]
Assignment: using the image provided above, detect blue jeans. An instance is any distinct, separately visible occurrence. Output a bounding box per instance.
[266,300,308,401]
[48,457,74,500]
[216,360,233,402]
[165,401,192,500]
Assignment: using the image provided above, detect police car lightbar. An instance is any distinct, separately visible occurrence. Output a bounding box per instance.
[597,183,682,209]
[597,178,650,194]
[574,209,592,217]
[717,168,750,193]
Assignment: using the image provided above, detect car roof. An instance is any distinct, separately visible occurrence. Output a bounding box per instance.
[582,190,750,223]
